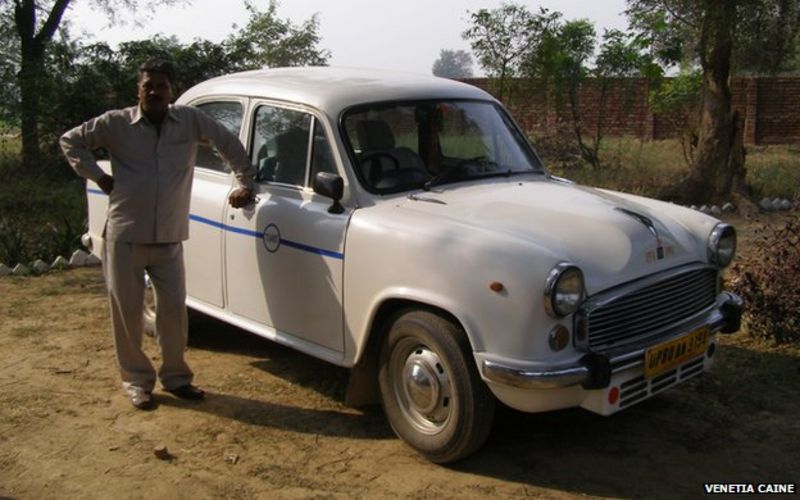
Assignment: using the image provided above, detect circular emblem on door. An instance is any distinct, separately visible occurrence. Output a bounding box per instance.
[262,224,281,253]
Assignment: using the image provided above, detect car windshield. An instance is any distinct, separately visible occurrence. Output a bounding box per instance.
[342,100,544,193]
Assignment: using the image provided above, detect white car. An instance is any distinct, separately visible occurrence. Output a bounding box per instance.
[83,67,743,463]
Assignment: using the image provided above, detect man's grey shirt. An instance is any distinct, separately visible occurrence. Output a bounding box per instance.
[61,104,255,243]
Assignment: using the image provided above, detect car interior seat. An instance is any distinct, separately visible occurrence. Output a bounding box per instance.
[355,120,426,187]
[273,127,309,185]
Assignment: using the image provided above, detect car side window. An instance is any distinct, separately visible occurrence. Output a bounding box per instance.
[310,119,337,180]
[251,106,312,186]
[195,101,244,173]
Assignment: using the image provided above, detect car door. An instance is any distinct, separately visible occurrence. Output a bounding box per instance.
[224,102,350,354]
[184,98,247,308]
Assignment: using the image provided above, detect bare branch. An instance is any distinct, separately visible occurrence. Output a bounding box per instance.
[34,0,70,49]
[662,0,699,29]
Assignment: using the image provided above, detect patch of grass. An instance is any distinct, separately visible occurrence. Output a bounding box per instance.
[543,137,687,198]
[540,137,800,200]
[39,285,68,296]
[746,145,800,199]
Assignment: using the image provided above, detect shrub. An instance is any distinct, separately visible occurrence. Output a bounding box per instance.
[0,216,31,265]
[0,157,86,266]
[730,211,800,344]
[531,130,584,170]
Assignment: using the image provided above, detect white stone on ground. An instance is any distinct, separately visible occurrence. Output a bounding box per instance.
[51,256,69,269]
[0,263,11,276]
[710,206,722,216]
[12,263,31,276]
[85,253,101,266]
[722,202,736,213]
[69,249,89,266]
[32,259,49,274]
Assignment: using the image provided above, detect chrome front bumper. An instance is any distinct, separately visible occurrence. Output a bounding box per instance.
[481,291,743,390]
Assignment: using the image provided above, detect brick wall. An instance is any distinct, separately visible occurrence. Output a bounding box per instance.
[461,77,800,145]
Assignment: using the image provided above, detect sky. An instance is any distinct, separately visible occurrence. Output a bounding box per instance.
[67,0,631,76]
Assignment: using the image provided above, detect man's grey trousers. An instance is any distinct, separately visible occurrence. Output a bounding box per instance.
[102,240,194,392]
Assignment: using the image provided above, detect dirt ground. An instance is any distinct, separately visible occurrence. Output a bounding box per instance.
[1,213,799,499]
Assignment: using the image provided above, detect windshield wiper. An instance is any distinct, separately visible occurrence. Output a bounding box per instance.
[424,156,499,191]
[471,169,531,181]
[422,158,540,190]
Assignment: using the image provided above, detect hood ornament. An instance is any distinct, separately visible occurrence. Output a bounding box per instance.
[615,207,658,238]
[616,207,673,263]
[407,194,446,205]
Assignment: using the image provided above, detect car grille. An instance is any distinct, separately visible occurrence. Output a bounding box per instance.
[580,267,718,351]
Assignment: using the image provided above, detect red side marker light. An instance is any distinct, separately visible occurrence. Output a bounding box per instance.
[608,387,620,405]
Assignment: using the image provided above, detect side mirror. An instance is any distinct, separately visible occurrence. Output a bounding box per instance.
[313,172,345,214]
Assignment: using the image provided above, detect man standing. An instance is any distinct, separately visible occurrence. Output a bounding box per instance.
[61,60,255,410]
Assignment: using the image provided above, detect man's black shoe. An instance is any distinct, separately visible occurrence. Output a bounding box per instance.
[166,384,205,400]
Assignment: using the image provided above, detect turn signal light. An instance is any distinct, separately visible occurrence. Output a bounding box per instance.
[548,325,570,351]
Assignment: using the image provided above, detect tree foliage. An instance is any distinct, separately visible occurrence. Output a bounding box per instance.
[431,49,473,78]
[627,0,800,74]
[223,0,329,69]
[0,8,20,127]
[625,0,800,202]
[463,1,799,199]
[735,0,800,74]
[522,17,600,166]
[4,0,187,169]
[1,0,330,172]
[649,70,702,166]
[464,4,655,169]
[461,3,536,101]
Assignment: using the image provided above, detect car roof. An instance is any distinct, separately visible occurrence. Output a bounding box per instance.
[177,66,496,115]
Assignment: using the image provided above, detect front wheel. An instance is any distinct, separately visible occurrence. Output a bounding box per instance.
[378,309,495,463]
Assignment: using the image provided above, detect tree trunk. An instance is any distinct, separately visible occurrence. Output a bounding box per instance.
[13,0,72,171]
[679,0,746,204]
[19,57,43,170]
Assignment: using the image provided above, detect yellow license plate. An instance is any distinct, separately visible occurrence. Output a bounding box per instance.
[644,326,710,378]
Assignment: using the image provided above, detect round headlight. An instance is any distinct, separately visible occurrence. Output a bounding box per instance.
[544,263,585,318]
[708,224,737,267]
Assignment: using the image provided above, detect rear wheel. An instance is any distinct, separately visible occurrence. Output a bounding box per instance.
[143,272,156,337]
[142,272,195,338]
[378,309,495,463]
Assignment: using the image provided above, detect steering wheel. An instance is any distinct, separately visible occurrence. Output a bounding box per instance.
[358,151,401,186]
[358,151,401,170]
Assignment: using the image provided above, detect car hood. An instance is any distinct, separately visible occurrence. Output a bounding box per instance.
[395,176,716,292]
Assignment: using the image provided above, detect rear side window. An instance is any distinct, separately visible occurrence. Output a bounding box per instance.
[195,101,244,172]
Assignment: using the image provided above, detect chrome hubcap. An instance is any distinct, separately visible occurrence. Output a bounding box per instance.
[391,341,452,434]
[143,273,156,323]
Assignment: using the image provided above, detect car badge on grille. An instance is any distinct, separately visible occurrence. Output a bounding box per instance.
[615,207,673,262]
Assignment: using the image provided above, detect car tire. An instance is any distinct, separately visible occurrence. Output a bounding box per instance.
[143,272,156,337]
[378,309,495,463]
[142,272,195,338]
